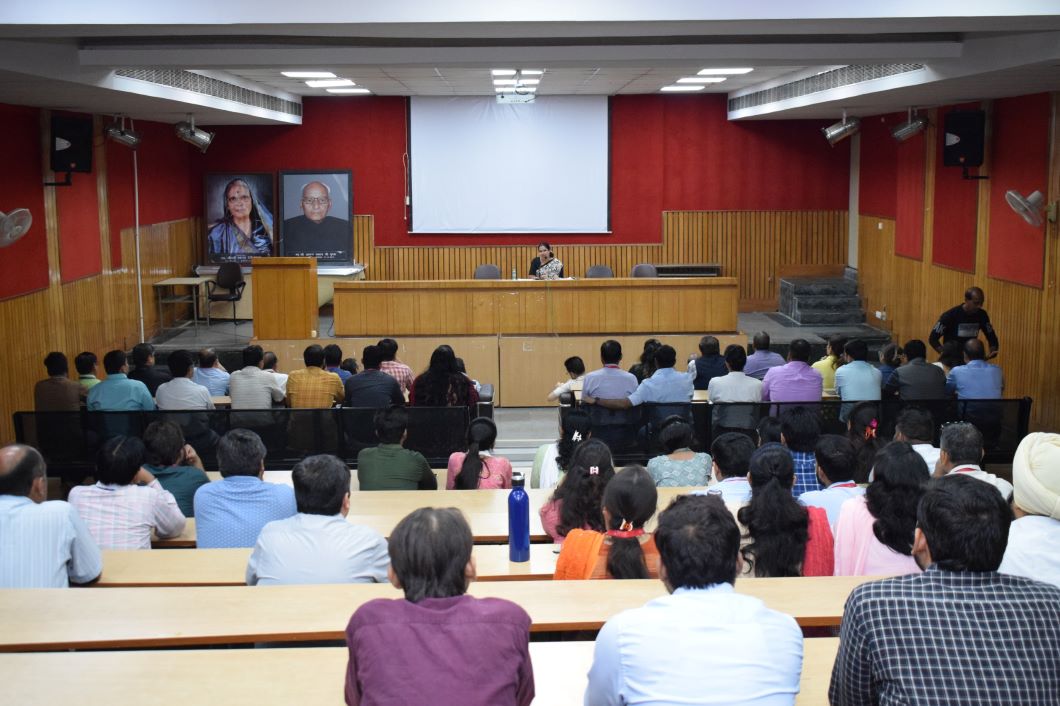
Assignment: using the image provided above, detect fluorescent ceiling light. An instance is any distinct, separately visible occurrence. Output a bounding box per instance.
[281,71,336,79]
[698,68,754,75]
[519,79,540,85]
[493,79,517,85]
[491,69,517,76]
[660,85,705,92]
[306,79,355,88]
[326,88,372,94]
[495,87,517,93]
[677,77,727,84]
[520,69,543,75]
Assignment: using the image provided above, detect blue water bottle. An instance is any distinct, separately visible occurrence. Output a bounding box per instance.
[508,471,530,562]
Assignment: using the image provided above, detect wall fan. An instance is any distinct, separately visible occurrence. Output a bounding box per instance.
[0,209,32,247]
[1005,190,1057,228]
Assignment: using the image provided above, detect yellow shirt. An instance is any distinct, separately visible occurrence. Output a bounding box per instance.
[286,367,344,408]
[812,355,840,391]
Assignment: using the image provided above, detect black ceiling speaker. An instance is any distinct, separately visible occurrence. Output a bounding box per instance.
[50,115,94,173]
[942,110,985,168]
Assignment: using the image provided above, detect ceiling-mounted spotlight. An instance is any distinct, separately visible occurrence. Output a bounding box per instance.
[892,108,927,142]
[175,114,214,153]
[1005,190,1058,227]
[822,113,860,146]
[104,116,141,149]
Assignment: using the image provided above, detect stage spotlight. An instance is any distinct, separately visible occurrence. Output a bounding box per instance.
[104,120,141,149]
[822,116,860,146]
[175,115,214,153]
[891,113,927,142]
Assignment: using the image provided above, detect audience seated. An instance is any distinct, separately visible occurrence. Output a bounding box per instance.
[833,442,926,577]
[87,350,155,411]
[736,443,834,577]
[883,339,946,400]
[830,474,1060,704]
[0,444,101,587]
[546,355,585,402]
[581,340,639,450]
[376,337,414,394]
[756,416,782,446]
[744,331,786,381]
[531,408,591,490]
[834,339,881,421]
[344,345,404,409]
[876,342,903,388]
[192,348,230,397]
[812,334,847,392]
[697,432,755,504]
[127,342,172,397]
[934,339,965,376]
[447,417,512,490]
[229,345,285,410]
[628,338,661,383]
[585,493,802,705]
[555,465,659,580]
[893,407,940,470]
[261,351,288,394]
[318,343,349,384]
[946,338,1004,399]
[155,350,214,411]
[75,351,102,393]
[934,422,1013,500]
[34,351,82,411]
[68,435,185,549]
[345,507,534,706]
[141,421,209,517]
[409,345,478,410]
[646,416,711,487]
[583,344,693,411]
[454,357,481,393]
[287,344,345,408]
[193,429,296,548]
[846,402,883,484]
[762,338,823,403]
[247,454,388,586]
[1000,432,1060,588]
[706,344,763,434]
[340,357,359,378]
[356,407,436,491]
[798,434,864,529]
[687,335,727,391]
[779,406,822,495]
[540,439,615,543]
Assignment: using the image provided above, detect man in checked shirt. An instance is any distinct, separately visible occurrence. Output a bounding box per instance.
[829,474,1060,705]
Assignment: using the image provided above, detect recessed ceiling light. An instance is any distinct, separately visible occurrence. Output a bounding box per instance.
[493,79,518,85]
[520,69,544,76]
[660,85,705,92]
[677,77,727,84]
[306,78,355,88]
[327,88,372,94]
[697,68,754,75]
[519,79,540,85]
[281,71,337,79]
[495,87,518,93]
[491,69,517,76]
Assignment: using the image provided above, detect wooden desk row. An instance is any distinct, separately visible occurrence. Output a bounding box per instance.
[0,576,870,651]
[0,639,839,705]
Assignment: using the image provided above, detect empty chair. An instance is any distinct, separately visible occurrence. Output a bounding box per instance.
[585,264,614,278]
[206,262,246,330]
[473,264,502,280]
[631,263,658,278]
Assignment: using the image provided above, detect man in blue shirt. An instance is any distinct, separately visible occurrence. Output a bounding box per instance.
[947,339,1003,399]
[585,493,802,705]
[581,340,638,401]
[192,348,230,397]
[86,350,155,411]
[582,344,693,408]
[193,429,296,548]
[834,339,882,422]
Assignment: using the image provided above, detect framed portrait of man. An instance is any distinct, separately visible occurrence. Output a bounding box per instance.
[203,173,276,265]
[279,170,354,263]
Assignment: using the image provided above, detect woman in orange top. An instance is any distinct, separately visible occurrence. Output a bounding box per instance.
[554,465,660,580]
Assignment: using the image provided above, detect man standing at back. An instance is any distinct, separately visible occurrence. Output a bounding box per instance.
[929,285,999,359]
[830,474,1060,704]
[761,339,823,403]
[585,494,803,705]
[87,350,155,411]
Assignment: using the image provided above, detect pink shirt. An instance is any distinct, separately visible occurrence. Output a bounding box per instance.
[68,480,186,550]
[833,495,920,577]
[379,360,414,393]
[446,453,512,490]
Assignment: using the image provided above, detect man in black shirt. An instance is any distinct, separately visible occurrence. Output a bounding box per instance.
[929,286,999,359]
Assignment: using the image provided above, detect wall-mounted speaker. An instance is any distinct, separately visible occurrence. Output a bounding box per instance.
[50,116,93,173]
[942,110,985,168]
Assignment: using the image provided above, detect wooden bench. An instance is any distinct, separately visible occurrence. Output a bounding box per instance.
[0,638,838,704]
[0,577,870,651]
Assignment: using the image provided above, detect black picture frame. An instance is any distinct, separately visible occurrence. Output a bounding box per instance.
[203,173,276,265]
[279,170,354,263]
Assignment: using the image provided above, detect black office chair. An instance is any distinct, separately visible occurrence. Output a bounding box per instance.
[585,264,614,278]
[206,262,246,333]
[631,263,658,278]
[474,264,502,280]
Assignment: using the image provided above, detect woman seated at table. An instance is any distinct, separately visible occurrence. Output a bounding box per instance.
[539,439,615,543]
[647,416,712,487]
[554,465,660,580]
[529,242,564,280]
[847,401,883,483]
[531,409,591,489]
[736,443,834,577]
[345,508,534,706]
[409,345,478,410]
[447,417,512,490]
[834,442,927,577]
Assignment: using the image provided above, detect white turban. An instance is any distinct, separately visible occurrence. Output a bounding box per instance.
[1012,432,1060,520]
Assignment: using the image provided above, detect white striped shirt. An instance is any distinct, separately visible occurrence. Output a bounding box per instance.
[0,495,102,587]
[68,480,186,550]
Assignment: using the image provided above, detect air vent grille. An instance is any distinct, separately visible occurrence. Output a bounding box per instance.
[115,69,302,117]
[728,64,925,111]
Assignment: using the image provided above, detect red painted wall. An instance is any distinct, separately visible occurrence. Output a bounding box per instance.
[931,103,981,272]
[0,104,49,299]
[858,113,900,219]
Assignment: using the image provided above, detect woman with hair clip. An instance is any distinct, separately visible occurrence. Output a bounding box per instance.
[409,345,479,411]
[554,465,660,580]
[877,342,904,388]
[446,418,511,490]
[812,335,847,392]
[647,416,712,487]
[539,439,615,543]
[531,409,592,489]
[834,441,927,576]
[847,401,882,484]
[736,443,834,577]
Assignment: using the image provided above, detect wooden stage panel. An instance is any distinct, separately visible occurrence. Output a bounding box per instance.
[333,277,739,337]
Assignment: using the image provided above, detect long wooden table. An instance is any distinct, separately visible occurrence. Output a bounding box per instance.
[0,577,870,651]
[0,639,838,705]
[101,544,560,586]
[333,277,739,337]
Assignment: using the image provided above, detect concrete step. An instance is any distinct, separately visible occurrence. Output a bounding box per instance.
[780,277,859,296]
[790,310,866,325]
[790,294,862,312]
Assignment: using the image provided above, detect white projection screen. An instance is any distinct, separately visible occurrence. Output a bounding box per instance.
[409,96,610,233]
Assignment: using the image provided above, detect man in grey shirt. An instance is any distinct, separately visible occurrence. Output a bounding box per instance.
[883,339,947,400]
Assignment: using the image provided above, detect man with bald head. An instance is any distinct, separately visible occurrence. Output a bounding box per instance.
[946,338,1003,400]
[0,444,101,587]
[281,180,351,261]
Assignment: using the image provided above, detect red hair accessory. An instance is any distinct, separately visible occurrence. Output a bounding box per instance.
[607,520,644,539]
[864,419,878,441]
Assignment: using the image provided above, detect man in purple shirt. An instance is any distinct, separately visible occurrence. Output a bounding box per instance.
[744,332,787,381]
[345,507,534,706]
[762,338,824,403]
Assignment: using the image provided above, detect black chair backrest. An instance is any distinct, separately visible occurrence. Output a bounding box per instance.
[631,263,658,278]
[216,262,244,290]
[474,264,502,280]
[585,265,614,278]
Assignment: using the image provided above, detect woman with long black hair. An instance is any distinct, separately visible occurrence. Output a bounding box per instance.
[446,417,511,490]
[408,345,478,410]
[538,439,615,543]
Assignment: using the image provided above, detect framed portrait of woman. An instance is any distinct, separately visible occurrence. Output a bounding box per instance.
[279,170,354,263]
[203,173,276,265]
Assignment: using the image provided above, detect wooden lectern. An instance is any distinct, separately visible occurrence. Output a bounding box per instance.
[250,257,318,339]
